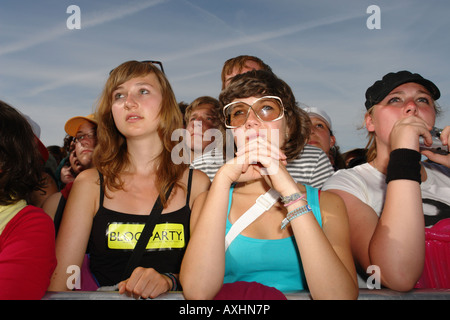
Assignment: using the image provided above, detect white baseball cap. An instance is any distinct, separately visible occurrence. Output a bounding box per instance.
[302,106,332,131]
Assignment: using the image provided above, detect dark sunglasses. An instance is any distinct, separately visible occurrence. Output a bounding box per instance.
[109,60,165,75]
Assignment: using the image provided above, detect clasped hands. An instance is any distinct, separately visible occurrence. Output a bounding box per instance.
[219,128,298,194]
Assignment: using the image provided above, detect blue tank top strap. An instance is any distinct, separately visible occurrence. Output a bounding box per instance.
[227,183,321,228]
[304,184,322,228]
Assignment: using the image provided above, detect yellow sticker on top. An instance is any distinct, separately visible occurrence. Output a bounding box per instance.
[107,223,185,250]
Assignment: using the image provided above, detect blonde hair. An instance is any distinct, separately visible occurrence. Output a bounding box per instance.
[94,60,187,206]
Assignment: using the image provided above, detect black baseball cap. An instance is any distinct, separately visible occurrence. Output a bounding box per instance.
[365,70,440,110]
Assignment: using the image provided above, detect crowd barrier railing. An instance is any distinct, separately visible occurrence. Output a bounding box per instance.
[42,288,450,300]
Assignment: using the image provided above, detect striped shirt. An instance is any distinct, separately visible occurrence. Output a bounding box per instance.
[190,144,334,189]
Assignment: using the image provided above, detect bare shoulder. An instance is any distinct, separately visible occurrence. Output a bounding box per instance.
[189,169,211,198]
[42,192,63,220]
[295,183,344,206]
[179,168,210,209]
[189,189,210,231]
[67,168,101,210]
[191,169,210,184]
[316,189,348,225]
[74,168,101,184]
[319,189,346,208]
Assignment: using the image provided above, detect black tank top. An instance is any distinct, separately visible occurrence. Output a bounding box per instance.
[88,169,193,286]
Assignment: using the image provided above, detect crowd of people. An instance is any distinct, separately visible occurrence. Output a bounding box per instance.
[0,55,449,300]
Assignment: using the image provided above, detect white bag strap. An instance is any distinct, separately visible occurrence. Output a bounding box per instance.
[225,188,280,251]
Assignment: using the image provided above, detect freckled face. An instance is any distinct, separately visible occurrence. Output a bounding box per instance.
[230,96,287,151]
[111,74,163,138]
[366,82,436,144]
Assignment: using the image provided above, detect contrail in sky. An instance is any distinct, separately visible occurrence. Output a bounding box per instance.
[0,0,166,56]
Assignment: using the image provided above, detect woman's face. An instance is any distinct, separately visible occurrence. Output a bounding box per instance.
[366,82,436,145]
[69,150,82,175]
[111,74,163,139]
[60,163,75,185]
[73,121,97,169]
[229,96,287,151]
[307,116,335,156]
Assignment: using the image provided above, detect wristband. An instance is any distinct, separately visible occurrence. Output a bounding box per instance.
[163,273,179,291]
[281,204,312,229]
[280,192,306,206]
[283,196,306,207]
[385,148,421,184]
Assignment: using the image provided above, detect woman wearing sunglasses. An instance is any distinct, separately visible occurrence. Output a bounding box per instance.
[180,70,358,300]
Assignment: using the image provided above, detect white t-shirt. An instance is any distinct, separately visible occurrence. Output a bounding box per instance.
[323,161,450,287]
[323,162,450,226]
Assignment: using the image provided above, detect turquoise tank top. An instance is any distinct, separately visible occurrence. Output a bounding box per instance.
[224,184,322,292]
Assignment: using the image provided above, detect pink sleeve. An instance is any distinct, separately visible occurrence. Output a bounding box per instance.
[0,206,57,299]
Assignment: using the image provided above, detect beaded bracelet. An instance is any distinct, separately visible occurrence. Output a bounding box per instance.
[280,192,306,206]
[281,204,312,229]
[283,196,307,207]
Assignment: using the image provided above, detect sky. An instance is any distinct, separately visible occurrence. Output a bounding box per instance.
[1,0,449,153]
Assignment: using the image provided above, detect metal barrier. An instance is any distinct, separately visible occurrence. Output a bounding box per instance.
[43,289,450,300]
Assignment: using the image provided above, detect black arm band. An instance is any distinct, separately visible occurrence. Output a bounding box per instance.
[385,148,421,184]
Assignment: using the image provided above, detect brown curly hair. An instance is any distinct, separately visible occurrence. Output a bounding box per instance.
[0,100,45,205]
[219,70,311,161]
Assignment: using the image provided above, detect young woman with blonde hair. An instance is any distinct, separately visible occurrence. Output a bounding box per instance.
[323,71,450,290]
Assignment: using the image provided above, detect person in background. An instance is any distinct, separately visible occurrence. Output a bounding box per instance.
[54,156,75,190]
[0,100,56,299]
[178,101,189,128]
[48,60,210,299]
[183,96,224,163]
[180,70,357,300]
[342,148,367,168]
[323,71,450,290]
[221,55,272,89]
[47,145,67,167]
[43,114,97,235]
[303,105,346,170]
[64,114,98,172]
[23,115,59,208]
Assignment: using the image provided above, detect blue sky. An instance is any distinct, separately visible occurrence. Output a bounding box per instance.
[1,0,449,152]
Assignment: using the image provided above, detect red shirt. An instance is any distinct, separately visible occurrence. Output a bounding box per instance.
[0,206,56,299]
